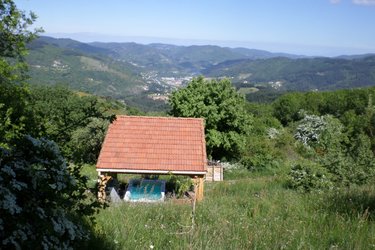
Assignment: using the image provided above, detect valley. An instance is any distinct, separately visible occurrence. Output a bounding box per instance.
[26,36,375,110]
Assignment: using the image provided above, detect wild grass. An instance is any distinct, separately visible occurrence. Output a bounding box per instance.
[84,166,375,249]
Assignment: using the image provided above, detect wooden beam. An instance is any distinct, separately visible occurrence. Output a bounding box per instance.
[198,176,204,201]
[193,175,204,201]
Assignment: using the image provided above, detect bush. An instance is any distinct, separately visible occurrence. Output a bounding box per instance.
[165,175,193,198]
[287,163,332,192]
[241,154,280,172]
[0,136,99,249]
[241,136,282,172]
[294,114,326,147]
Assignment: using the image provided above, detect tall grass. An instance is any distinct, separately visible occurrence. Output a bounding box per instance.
[85,166,375,249]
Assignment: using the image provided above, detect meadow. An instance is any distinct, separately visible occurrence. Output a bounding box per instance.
[85,167,375,250]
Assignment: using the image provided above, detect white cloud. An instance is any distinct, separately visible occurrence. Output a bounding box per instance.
[353,0,375,5]
[330,0,341,4]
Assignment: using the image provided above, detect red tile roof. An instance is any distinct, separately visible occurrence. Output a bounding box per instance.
[96,116,207,174]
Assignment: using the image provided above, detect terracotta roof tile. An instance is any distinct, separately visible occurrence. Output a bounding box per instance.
[97,116,207,173]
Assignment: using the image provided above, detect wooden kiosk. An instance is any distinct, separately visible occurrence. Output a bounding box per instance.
[96,116,207,202]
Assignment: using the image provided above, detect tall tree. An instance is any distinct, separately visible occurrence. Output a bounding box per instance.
[169,77,252,160]
[0,0,40,81]
[0,0,41,147]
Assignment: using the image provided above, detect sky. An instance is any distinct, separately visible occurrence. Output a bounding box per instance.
[15,0,375,56]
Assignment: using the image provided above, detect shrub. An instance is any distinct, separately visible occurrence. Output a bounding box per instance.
[287,163,332,192]
[221,161,244,171]
[165,175,193,198]
[241,154,280,172]
[241,136,282,172]
[0,136,99,249]
[294,114,326,147]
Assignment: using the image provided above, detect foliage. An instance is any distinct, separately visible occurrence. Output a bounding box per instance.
[319,133,375,186]
[0,136,100,249]
[292,112,374,187]
[316,115,375,185]
[294,113,327,147]
[287,163,332,192]
[0,83,35,148]
[240,136,281,172]
[169,77,253,160]
[272,87,375,126]
[273,93,304,125]
[0,0,41,83]
[0,0,41,148]
[29,85,115,162]
[239,105,285,172]
[70,117,110,164]
[165,174,193,198]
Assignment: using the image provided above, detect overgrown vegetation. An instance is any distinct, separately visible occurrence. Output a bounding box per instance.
[89,169,375,249]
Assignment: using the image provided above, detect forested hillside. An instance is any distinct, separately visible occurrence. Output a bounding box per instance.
[90,42,302,74]
[27,37,146,97]
[204,56,375,102]
[25,36,375,111]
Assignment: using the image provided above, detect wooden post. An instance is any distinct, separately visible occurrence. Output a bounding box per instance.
[193,175,204,201]
[212,164,215,181]
[198,176,204,201]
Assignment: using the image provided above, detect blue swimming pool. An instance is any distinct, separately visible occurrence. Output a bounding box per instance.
[124,179,166,202]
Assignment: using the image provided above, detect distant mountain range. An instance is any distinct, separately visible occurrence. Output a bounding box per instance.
[26,36,375,109]
[203,56,375,91]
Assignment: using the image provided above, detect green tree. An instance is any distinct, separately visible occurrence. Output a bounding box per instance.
[30,85,115,161]
[0,0,41,147]
[272,92,304,125]
[169,77,252,160]
[70,117,110,163]
[1,0,40,81]
[346,133,375,184]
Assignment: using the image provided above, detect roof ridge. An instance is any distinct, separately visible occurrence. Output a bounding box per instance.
[116,115,204,121]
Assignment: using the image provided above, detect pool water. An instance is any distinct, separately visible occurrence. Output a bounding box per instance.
[124,179,166,202]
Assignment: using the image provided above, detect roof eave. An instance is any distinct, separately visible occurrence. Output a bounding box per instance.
[96,168,207,176]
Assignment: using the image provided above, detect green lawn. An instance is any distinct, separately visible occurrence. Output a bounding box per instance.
[83,166,375,249]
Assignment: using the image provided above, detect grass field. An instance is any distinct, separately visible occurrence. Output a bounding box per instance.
[84,166,375,249]
[238,87,259,95]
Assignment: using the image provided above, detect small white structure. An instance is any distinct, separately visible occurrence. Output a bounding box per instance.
[205,161,223,181]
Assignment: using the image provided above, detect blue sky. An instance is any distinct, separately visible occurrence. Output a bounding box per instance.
[15,0,375,56]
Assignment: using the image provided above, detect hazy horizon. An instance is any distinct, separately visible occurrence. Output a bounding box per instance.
[16,0,375,57]
[44,32,374,57]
